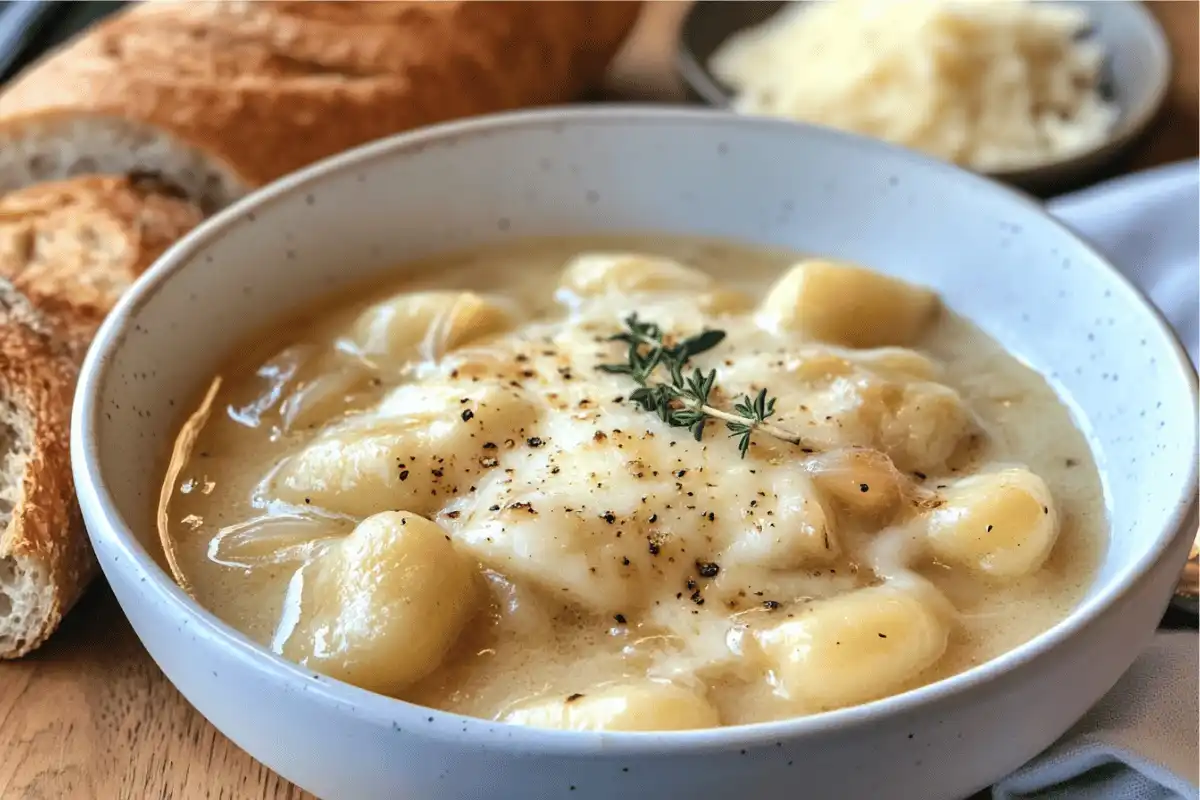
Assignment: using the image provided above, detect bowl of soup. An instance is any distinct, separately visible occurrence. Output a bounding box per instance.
[71,107,1198,800]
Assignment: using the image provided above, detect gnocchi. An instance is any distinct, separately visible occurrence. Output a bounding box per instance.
[757,581,953,709]
[267,384,538,517]
[757,259,939,347]
[873,381,973,473]
[805,447,909,519]
[720,469,837,569]
[503,682,721,731]
[925,468,1060,578]
[278,512,479,695]
[162,236,1102,729]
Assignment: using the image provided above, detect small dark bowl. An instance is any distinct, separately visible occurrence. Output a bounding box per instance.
[677,0,1172,196]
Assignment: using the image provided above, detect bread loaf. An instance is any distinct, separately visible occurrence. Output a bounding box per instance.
[0,177,202,657]
[0,1,643,212]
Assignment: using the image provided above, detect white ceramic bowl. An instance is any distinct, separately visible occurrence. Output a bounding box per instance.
[71,107,1198,800]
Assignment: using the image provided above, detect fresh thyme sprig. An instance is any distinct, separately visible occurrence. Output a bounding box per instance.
[597,314,811,457]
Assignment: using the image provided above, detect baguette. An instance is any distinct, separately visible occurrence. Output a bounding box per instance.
[0,177,203,657]
[0,1,643,212]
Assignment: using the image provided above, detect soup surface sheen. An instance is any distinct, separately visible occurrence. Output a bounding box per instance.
[161,235,1105,730]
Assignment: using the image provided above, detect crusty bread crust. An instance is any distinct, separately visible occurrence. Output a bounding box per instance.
[0,285,93,658]
[0,175,204,312]
[0,1,642,197]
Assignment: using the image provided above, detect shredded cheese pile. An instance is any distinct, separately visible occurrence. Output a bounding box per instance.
[709,0,1119,171]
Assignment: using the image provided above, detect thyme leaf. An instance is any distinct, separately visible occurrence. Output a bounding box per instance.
[598,314,812,457]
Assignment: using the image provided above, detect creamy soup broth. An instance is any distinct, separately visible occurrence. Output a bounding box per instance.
[160,235,1105,729]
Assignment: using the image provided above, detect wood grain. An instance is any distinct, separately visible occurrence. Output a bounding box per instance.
[0,2,1195,799]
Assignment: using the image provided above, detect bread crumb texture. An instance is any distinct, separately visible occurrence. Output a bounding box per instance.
[0,175,202,312]
[0,286,94,658]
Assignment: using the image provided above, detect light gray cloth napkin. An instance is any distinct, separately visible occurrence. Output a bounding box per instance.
[994,633,1199,800]
[993,160,1200,800]
[1048,160,1199,366]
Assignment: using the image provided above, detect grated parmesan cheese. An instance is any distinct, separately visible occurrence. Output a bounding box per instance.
[709,0,1119,171]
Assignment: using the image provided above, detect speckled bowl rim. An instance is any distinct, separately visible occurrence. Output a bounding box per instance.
[675,0,1173,186]
[72,105,1199,757]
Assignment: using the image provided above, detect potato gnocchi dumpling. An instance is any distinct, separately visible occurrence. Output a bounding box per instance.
[925,468,1060,578]
[269,425,435,517]
[503,682,721,731]
[805,447,908,518]
[350,290,514,365]
[279,512,479,695]
[757,259,939,347]
[557,252,713,300]
[720,470,837,569]
[873,381,973,474]
[778,368,971,474]
[757,581,952,710]
[268,384,538,517]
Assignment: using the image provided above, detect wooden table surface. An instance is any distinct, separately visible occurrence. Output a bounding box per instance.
[1,3,1196,799]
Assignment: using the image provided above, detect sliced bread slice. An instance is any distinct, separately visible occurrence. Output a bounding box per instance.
[0,176,202,657]
[0,284,90,657]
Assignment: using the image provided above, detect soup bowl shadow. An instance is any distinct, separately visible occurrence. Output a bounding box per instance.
[71,106,1198,800]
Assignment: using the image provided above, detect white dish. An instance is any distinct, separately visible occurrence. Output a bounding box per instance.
[71,107,1198,800]
[677,0,1172,196]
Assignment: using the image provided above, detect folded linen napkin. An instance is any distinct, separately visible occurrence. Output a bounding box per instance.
[992,161,1200,800]
[994,633,1199,800]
